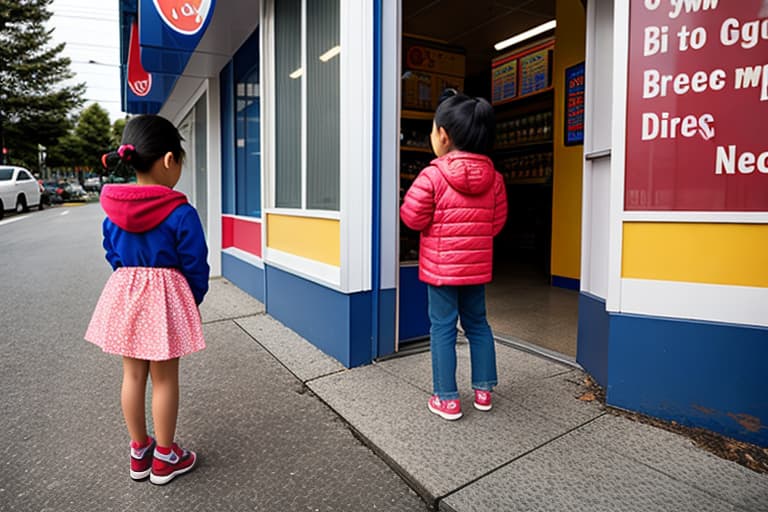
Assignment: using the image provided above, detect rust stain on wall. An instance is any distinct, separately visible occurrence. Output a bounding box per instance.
[728,413,763,433]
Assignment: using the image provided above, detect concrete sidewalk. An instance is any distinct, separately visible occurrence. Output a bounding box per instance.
[207,278,768,512]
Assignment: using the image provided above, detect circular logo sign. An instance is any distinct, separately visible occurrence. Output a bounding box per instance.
[152,0,213,35]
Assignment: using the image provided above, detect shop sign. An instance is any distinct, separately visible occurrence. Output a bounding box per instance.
[127,20,152,98]
[139,0,216,74]
[565,62,585,146]
[152,0,214,35]
[625,0,768,211]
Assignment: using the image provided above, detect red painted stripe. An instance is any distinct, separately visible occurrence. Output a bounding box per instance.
[222,216,262,258]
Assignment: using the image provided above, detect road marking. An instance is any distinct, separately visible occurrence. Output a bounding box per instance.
[60,211,70,216]
[0,215,30,227]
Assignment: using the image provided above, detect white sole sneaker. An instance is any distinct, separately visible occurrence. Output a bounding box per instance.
[149,451,197,485]
[474,402,492,411]
[428,401,463,420]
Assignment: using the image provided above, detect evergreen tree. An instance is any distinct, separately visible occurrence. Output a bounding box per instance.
[111,117,127,147]
[75,103,112,170]
[0,0,84,167]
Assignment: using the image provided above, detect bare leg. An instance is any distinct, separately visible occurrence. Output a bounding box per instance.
[121,357,150,443]
[150,358,180,448]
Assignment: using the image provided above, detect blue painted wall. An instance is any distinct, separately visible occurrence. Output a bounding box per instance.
[265,265,372,368]
[221,253,265,302]
[607,314,768,447]
[398,266,430,342]
[576,292,609,387]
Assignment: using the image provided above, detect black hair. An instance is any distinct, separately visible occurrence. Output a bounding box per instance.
[102,114,184,174]
[434,90,495,156]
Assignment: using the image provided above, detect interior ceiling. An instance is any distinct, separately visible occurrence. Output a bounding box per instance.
[403,0,556,75]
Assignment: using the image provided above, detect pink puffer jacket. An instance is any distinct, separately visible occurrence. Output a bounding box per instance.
[400,151,507,286]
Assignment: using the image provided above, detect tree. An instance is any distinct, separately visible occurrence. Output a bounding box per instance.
[75,103,112,170]
[112,117,127,147]
[0,0,84,167]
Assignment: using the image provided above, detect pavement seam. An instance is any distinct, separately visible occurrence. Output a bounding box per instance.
[201,312,266,325]
[231,318,348,385]
[436,412,609,509]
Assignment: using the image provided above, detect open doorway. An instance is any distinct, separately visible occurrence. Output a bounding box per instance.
[397,0,584,358]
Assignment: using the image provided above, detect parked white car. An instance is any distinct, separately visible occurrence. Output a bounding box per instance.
[0,166,42,220]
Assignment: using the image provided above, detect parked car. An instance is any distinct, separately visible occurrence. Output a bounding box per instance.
[0,166,42,220]
[84,173,102,192]
[41,180,88,203]
[41,181,64,204]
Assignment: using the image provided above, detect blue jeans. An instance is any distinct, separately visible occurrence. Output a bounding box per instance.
[427,284,497,400]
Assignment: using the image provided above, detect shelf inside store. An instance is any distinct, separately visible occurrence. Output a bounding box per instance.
[505,177,551,185]
[495,140,553,153]
[401,109,434,121]
[401,145,433,154]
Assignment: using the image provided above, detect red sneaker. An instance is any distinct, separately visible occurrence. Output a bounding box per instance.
[428,395,463,420]
[474,390,492,411]
[129,436,155,480]
[150,443,197,485]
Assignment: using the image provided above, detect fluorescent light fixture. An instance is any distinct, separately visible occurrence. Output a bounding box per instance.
[289,67,303,79]
[319,45,341,62]
[494,20,556,51]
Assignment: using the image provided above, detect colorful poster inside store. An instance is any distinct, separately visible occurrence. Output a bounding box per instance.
[520,48,550,96]
[492,58,517,104]
[565,62,585,146]
[625,0,768,211]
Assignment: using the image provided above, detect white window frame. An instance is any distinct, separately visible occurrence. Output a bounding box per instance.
[261,0,372,293]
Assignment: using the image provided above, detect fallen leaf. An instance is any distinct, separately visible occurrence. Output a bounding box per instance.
[578,391,595,402]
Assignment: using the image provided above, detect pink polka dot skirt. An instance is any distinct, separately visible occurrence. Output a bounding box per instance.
[85,267,206,361]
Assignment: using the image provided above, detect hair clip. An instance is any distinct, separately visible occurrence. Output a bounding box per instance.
[117,144,135,162]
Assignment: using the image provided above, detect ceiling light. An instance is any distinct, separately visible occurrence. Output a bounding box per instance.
[494,20,556,51]
[289,68,303,79]
[319,45,341,62]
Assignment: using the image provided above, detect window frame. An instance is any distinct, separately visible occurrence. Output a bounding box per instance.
[262,0,372,293]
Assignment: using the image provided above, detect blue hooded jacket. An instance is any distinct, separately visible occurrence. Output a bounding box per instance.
[100,184,209,305]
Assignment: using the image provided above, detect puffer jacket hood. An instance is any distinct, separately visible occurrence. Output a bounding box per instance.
[400,151,508,287]
[100,184,188,233]
[432,151,496,196]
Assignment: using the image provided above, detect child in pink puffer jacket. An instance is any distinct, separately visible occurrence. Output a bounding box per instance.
[400,90,507,421]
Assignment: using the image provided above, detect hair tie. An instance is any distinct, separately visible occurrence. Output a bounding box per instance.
[117,144,135,162]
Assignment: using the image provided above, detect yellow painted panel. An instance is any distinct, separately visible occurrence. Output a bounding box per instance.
[622,223,768,287]
[550,0,586,280]
[267,214,340,267]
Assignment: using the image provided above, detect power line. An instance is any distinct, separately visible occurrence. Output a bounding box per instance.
[51,14,118,22]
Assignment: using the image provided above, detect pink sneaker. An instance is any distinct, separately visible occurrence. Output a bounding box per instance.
[150,443,197,485]
[129,436,155,480]
[474,390,492,411]
[428,395,463,420]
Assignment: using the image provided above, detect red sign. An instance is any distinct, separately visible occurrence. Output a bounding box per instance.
[152,0,213,35]
[625,0,768,211]
[127,21,152,97]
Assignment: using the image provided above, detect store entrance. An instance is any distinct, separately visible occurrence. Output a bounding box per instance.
[397,0,582,358]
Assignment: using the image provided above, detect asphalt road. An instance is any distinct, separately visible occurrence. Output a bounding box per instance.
[0,202,427,511]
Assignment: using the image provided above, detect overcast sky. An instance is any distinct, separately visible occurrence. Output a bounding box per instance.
[47,0,124,123]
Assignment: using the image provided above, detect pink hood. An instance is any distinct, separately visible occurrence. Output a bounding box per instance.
[400,151,508,286]
[432,151,496,196]
[100,184,188,233]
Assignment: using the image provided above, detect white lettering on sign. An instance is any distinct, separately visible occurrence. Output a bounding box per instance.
[642,112,715,141]
[669,0,720,20]
[733,65,768,102]
[715,145,768,174]
[720,17,768,50]
[643,68,727,98]
[644,26,670,56]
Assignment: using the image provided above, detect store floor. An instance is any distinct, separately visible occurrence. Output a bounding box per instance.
[486,263,578,358]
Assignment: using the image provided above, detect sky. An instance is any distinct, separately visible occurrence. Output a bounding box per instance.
[47,0,124,123]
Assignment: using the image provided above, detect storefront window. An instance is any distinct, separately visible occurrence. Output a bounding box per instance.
[236,71,260,217]
[274,0,340,211]
[275,0,302,208]
[306,0,340,210]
